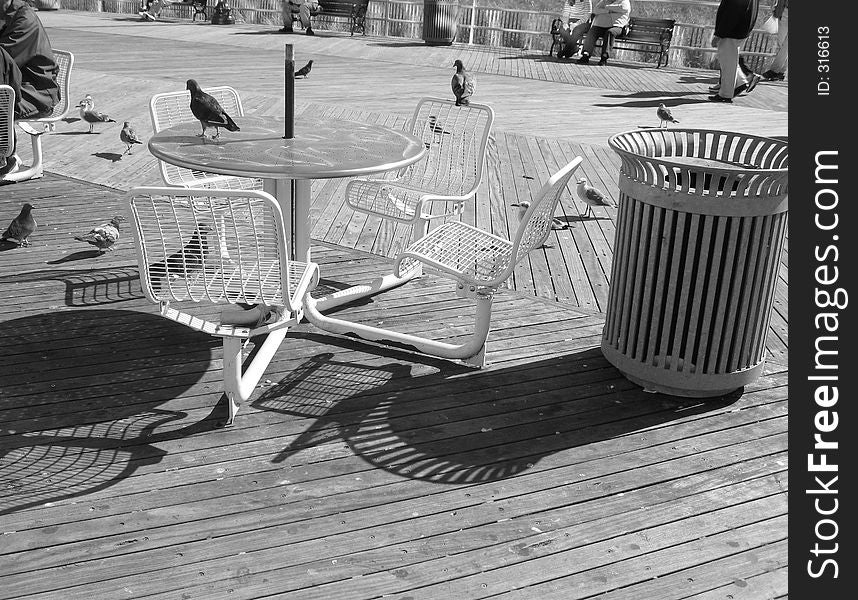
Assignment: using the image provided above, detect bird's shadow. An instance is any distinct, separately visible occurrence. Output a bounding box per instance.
[0,240,23,251]
[93,152,124,163]
[594,97,713,109]
[55,130,98,136]
[62,117,81,124]
[45,249,106,264]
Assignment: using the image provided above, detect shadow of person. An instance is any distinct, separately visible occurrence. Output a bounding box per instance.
[253,344,739,485]
[0,309,218,515]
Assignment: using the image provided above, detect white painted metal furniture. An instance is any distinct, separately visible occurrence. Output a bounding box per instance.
[127,187,319,425]
[305,156,584,368]
[3,50,74,183]
[344,97,494,242]
[149,87,264,191]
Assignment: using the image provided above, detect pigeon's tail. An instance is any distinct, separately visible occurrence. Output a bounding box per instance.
[223,113,240,132]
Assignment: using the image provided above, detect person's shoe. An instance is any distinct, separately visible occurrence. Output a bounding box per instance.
[305,27,315,36]
[598,56,608,66]
[745,72,761,93]
[708,94,733,103]
[762,69,785,81]
[577,53,590,64]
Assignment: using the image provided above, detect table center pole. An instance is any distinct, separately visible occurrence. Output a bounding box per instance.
[284,44,295,140]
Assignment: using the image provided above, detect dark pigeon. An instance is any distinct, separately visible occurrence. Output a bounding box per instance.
[451,59,476,106]
[186,79,240,139]
[295,60,313,78]
[2,203,37,247]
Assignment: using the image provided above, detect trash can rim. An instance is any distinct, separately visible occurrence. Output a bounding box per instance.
[608,128,788,174]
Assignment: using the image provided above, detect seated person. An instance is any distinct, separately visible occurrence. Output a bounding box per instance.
[1,0,60,176]
[556,0,594,59]
[139,0,164,21]
[579,0,631,66]
[280,0,321,36]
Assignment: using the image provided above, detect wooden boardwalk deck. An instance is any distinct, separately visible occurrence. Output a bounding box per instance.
[1,10,788,600]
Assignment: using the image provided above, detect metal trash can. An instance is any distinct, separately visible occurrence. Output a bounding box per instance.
[602,128,788,397]
[422,0,460,46]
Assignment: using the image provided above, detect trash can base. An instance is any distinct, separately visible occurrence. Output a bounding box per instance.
[602,343,764,398]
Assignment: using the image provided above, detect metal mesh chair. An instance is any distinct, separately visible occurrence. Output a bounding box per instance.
[127,187,319,425]
[4,50,74,183]
[344,97,494,241]
[149,87,263,190]
[305,157,584,368]
[0,85,13,160]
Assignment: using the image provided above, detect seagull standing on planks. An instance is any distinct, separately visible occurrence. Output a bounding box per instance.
[74,216,126,252]
[451,59,476,106]
[2,203,37,247]
[120,122,144,155]
[575,178,614,218]
[294,60,314,78]
[76,95,116,133]
[186,79,240,139]
[657,103,679,128]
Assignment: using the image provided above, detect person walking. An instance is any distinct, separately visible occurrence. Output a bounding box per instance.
[709,0,759,103]
[761,0,787,81]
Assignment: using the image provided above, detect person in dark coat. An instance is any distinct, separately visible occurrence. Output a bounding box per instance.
[709,0,759,102]
[1,0,59,175]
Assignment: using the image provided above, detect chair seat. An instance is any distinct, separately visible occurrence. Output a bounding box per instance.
[396,221,513,287]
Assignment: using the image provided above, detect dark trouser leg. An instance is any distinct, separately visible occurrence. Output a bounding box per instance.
[600,26,623,59]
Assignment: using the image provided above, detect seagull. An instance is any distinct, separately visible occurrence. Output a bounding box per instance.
[76,95,116,133]
[657,103,679,128]
[575,178,613,218]
[2,203,37,247]
[186,79,240,139]
[510,200,567,247]
[74,215,126,252]
[294,60,313,78]
[451,59,476,106]
[120,122,144,155]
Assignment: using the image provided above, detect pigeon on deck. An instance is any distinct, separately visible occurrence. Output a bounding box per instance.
[295,60,313,78]
[2,203,37,247]
[451,59,476,106]
[186,79,240,139]
[74,216,126,252]
[120,122,144,155]
[76,95,116,133]
[657,103,679,128]
[575,178,614,218]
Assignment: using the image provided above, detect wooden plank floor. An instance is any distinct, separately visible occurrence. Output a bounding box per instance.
[1,11,788,600]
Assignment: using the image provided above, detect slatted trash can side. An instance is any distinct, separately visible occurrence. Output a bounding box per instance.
[422,0,461,45]
[603,129,788,397]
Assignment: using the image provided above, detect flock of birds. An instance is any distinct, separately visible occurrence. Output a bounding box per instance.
[3,58,629,251]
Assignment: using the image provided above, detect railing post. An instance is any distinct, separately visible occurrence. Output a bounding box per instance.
[468,0,476,45]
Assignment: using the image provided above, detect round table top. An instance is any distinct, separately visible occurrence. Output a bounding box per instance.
[148,115,426,180]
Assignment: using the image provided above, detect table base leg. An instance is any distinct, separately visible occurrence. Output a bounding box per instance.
[265,178,311,263]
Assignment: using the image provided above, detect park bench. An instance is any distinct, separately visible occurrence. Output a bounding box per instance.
[551,15,676,68]
[289,0,369,35]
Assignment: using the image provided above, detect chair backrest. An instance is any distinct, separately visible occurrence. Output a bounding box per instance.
[150,86,246,187]
[397,97,495,199]
[127,187,301,311]
[17,49,73,124]
[509,156,584,266]
[0,85,13,157]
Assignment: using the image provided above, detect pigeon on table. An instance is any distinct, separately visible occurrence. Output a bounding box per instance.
[74,215,126,252]
[451,59,476,106]
[657,103,679,128]
[294,60,313,78]
[575,178,614,218]
[186,79,240,139]
[76,95,116,133]
[2,203,37,247]
[120,122,144,155]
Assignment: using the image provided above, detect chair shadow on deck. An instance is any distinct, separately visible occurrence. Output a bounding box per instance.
[253,337,741,485]
[0,266,144,306]
[0,309,222,515]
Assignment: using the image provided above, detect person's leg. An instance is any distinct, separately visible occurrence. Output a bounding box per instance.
[598,26,623,64]
[280,0,294,31]
[715,37,741,100]
[579,26,604,62]
[767,11,788,76]
[567,21,590,56]
[299,3,314,34]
